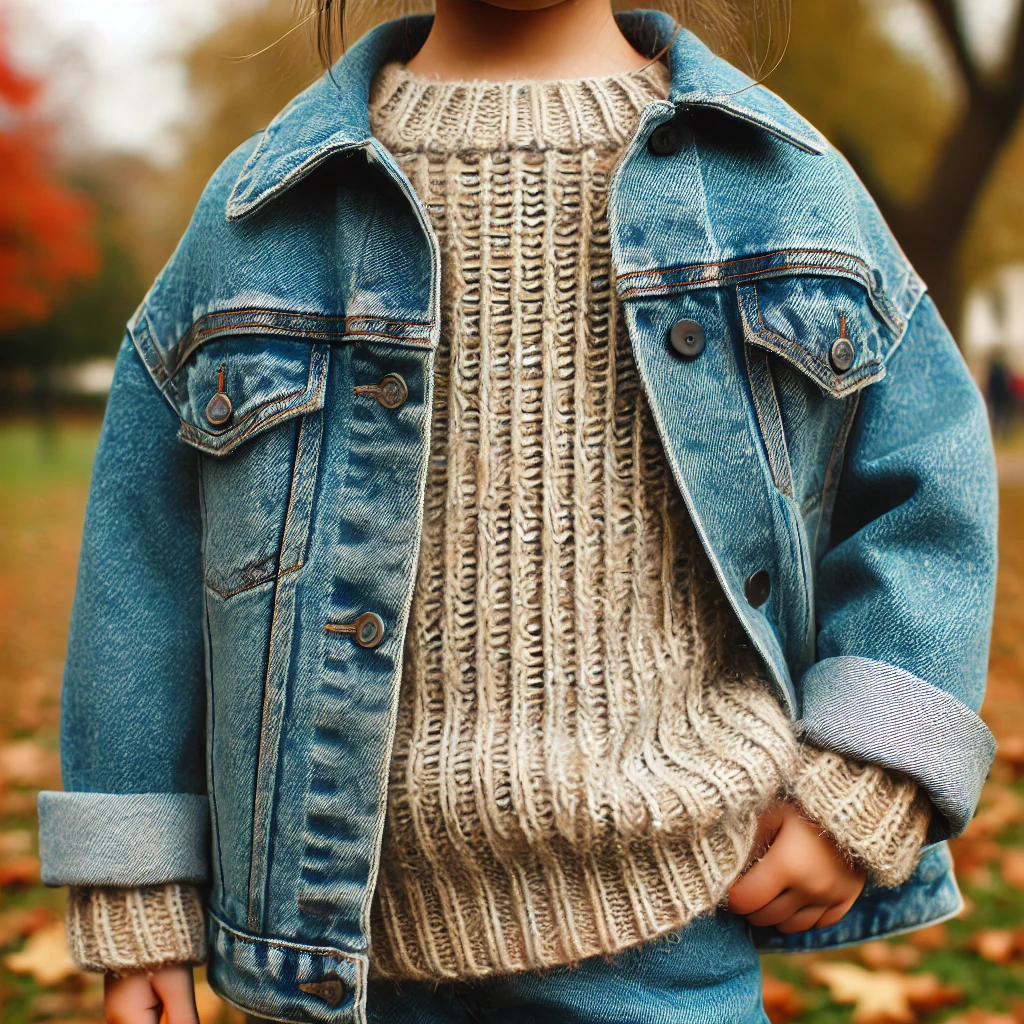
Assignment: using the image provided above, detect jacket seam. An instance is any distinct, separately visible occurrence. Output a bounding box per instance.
[204,559,303,601]
[616,246,871,282]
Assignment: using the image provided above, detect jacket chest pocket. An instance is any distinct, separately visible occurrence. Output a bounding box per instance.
[174,337,330,599]
[736,274,899,509]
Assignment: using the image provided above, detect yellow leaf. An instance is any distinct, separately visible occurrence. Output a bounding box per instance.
[808,962,961,1024]
[3,921,80,986]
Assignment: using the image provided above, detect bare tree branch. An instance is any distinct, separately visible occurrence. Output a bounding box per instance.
[1004,0,1024,102]
[920,0,978,88]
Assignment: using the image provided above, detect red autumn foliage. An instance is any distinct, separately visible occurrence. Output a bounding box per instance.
[0,24,98,332]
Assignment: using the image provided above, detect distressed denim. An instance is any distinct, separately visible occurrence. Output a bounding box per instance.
[38,9,998,1024]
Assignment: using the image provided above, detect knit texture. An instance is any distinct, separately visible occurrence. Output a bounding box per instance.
[66,883,206,975]
[59,58,932,982]
[793,744,932,888]
[365,59,806,981]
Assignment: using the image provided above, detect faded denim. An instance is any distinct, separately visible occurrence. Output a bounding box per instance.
[366,912,766,1024]
[38,10,998,1024]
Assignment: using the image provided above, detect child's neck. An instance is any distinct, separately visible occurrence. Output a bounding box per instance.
[405,0,650,82]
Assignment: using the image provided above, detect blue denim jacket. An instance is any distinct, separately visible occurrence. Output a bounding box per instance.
[38,10,998,1023]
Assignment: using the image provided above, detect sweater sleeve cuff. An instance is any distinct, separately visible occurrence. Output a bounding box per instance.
[790,743,932,889]
[65,883,208,975]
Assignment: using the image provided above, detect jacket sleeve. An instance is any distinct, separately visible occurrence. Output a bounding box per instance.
[37,335,209,888]
[796,293,998,844]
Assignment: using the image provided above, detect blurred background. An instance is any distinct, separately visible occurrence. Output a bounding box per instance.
[0,0,1022,1021]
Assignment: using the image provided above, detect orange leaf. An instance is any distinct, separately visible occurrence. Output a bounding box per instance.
[762,972,805,1024]
[969,929,1018,965]
[1001,849,1024,889]
[942,1012,1017,1024]
[0,855,40,888]
[907,923,950,951]
[859,941,923,971]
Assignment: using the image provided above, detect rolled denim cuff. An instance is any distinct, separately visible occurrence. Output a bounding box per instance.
[796,656,996,842]
[38,792,210,886]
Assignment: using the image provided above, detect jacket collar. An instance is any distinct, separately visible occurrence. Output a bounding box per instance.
[226,9,828,221]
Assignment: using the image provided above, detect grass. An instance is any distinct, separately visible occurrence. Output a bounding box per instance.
[0,418,1022,1023]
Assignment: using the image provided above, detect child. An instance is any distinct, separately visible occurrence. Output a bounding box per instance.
[38,1,998,1022]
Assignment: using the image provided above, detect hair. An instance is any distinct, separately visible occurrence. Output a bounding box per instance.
[301,0,791,80]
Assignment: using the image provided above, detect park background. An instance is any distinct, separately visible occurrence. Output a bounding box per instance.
[1,0,1023,1021]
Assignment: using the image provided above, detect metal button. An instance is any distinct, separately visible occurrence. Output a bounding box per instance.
[299,975,345,1007]
[668,319,706,360]
[353,373,409,410]
[326,612,386,649]
[355,613,385,648]
[648,117,684,156]
[829,337,855,374]
[204,391,233,427]
[745,569,771,608]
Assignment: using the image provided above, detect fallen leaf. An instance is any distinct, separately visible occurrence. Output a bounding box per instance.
[964,784,1024,840]
[942,1012,1017,1024]
[0,830,32,857]
[0,788,39,818]
[907,923,950,951]
[0,741,59,788]
[1002,849,1024,889]
[859,941,922,971]
[762,972,804,1024]
[969,929,1018,965]
[0,854,40,887]
[995,735,1024,779]
[30,991,85,1018]
[4,921,80,985]
[951,836,1002,878]
[808,962,961,1024]
[0,906,56,948]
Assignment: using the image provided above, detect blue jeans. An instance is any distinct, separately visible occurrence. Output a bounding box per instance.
[362,912,766,1024]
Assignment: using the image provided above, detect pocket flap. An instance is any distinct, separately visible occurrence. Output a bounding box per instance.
[174,338,330,456]
[737,276,894,398]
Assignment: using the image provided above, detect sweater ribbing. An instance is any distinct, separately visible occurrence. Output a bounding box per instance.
[367,59,801,981]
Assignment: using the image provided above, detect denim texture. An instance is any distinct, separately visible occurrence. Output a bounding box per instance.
[37,10,998,1023]
[369,912,766,1024]
[241,912,765,1024]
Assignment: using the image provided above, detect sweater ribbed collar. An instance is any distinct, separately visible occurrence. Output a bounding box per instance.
[369,59,671,154]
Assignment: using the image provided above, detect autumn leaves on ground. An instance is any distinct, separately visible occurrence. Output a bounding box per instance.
[1,422,1022,1024]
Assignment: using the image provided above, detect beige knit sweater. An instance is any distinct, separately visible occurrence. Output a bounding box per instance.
[65,61,930,980]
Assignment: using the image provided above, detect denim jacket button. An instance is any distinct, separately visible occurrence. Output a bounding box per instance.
[354,612,385,648]
[830,337,856,373]
[298,975,345,1006]
[204,391,233,427]
[648,118,683,156]
[668,319,706,359]
[745,569,771,607]
[354,373,409,410]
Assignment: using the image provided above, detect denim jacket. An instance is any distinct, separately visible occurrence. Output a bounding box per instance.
[38,10,998,1023]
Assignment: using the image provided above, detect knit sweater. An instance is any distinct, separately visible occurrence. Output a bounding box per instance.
[65,61,930,980]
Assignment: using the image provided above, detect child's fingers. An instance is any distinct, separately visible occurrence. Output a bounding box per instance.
[814,892,861,931]
[727,858,786,915]
[103,972,162,1024]
[741,888,806,927]
[150,967,199,1024]
[774,904,829,934]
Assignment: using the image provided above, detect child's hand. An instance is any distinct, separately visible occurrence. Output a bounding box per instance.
[103,965,198,1024]
[727,800,866,934]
